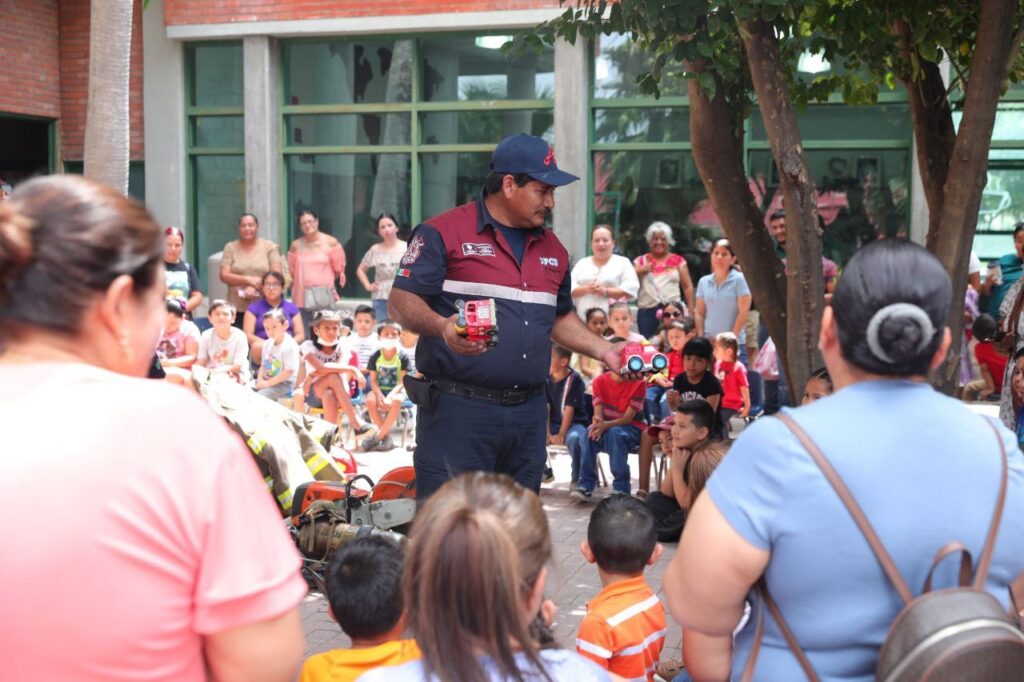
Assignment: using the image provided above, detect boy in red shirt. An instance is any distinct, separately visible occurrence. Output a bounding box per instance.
[714,332,750,436]
[573,337,647,500]
[576,495,666,681]
[963,313,1008,401]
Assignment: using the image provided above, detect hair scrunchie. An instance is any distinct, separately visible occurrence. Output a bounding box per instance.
[865,302,936,364]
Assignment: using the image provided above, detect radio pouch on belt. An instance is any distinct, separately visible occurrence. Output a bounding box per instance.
[403,375,439,409]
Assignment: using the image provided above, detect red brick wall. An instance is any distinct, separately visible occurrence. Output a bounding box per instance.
[0,0,62,119]
[58,0,146,161]
[165,0,559,25]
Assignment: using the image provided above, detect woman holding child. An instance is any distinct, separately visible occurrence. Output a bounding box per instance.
[0,176,305,681]
[666,240,1024,681]
[243,270,305,365]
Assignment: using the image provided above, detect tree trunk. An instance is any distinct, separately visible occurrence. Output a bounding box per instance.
[739,18,824,396]
[83,0,134,194]
[892,21,956,248]
[930,0,1020,392]
[685,60,789,373]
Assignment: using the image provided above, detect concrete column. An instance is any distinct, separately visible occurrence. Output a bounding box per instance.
[553,37,589,262]
[243,36,282,242]
[142,0,185,230]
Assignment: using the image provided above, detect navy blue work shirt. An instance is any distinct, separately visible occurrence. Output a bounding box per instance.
[393,194,574,389]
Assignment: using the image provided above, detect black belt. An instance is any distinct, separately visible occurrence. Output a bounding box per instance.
[430,377,544,406]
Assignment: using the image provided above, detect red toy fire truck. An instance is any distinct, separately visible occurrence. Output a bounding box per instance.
[620,343,668,375]
[455,299,499,347]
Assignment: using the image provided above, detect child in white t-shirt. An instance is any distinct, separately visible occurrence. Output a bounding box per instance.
[351,304,381,375]
[196,300,250,384]
[255,309,299,401]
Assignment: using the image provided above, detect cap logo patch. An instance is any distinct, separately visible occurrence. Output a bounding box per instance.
[543,148,556,166]
[462,243,496,257]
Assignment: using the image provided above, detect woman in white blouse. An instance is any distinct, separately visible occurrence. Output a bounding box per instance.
[570,225,639,319]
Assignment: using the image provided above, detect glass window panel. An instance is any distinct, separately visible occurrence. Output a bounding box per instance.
[285,113,411,147]
[286,153,411,297]
[193,155,245,289]
[192,116,244,148]
[593,108,689,144]
[593,34,687,99]
[420,110,552,145]
[956,106,1024,142]
[283,39,414,106]
[750,104,910,142]
[592,151,711,275]
[188,43,243,108]
[419,35,554,102]
[420,152,490,219]
[748,148,910,265]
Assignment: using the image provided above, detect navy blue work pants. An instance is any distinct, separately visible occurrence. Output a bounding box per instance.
[414,392,547,499]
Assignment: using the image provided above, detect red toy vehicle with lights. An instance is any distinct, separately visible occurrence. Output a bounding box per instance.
[620,343,668,375]
[455,298,499,347]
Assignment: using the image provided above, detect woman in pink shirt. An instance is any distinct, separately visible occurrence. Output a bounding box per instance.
[0,176,306,682]
[288,209,346,327]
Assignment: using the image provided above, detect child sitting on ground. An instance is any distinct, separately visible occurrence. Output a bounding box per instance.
[361,319,410,452]
[801,367,834,405]
[254,308,299,401]
[547,344,589,487]
[639,337,722,496]
[299,536,420,682]
[713,331,750,434]
[196,299,250,384]
[573,338,647,500]
[295,310,371,434]
[157,299,199,386]
[576,495,666,681]
[962,314,1008,402]
[607,302,646,343]
[643,399,724,542]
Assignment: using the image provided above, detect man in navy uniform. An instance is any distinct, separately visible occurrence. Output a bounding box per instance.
[389,134,629,498]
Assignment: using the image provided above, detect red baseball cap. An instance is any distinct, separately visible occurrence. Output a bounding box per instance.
[647,414,674,437]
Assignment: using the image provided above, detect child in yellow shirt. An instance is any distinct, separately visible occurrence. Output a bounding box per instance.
[299,536,420,682]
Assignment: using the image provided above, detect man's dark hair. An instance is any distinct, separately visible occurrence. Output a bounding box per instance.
[972,313,999,343]
[587,495,657,575]
[675,399,716,433]
[769,209,785,222]
[683,336,714,361]
[354,304,375,320]
[552,344,572,361]
[325,536,406,640]
[483,171,533,196]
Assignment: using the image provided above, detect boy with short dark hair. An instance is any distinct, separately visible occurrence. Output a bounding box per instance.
[546,344,589,486]
[576,495,666,681]
[351,304,380,371]
[572,337,647,500]
[299,536,420,682]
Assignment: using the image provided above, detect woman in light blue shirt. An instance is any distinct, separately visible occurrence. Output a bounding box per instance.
[695,239,751,361]
[665,240,1024,681]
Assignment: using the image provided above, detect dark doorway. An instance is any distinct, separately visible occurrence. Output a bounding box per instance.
[0,115,52,190]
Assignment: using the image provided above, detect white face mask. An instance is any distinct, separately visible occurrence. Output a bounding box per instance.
[318,338,338,347]
[380,338,399,351]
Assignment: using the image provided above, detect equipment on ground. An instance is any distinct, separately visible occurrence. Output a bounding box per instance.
[455,298,499,347]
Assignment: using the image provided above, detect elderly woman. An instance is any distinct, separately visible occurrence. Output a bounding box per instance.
[570,225,639,320]
[243,270,305,365]
[220,212,286,322]
[288,209,346,328]
[633,221,695,337]
[162,226,202,316]
[666,239,1024,681]
[356,212,407,322]
[0,176,305,681]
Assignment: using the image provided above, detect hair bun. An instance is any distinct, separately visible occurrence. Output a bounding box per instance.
[0,201,36,291]
[865,303,936,365]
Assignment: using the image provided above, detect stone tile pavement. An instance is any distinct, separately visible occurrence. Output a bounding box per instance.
[299,442,683,668]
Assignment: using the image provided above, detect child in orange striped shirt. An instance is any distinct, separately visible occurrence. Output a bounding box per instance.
[576,495,667,681]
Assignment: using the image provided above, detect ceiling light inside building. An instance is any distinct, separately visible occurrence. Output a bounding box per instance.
[476,35,513,50]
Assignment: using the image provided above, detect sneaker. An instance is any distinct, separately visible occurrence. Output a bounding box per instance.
[610,490,628,497]
[375,435,395,451]
[360,435,380,451]
[569,488,593,502]
[354,422,374,436]
[542,466,555,484]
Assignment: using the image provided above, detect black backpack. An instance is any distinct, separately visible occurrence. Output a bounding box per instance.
[740,414,1024,682]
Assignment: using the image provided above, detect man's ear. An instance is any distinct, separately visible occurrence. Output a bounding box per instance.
[647,543,664,567]
[580,540,596,564]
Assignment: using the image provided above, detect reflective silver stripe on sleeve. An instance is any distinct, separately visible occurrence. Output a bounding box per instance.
[442,279,557,307]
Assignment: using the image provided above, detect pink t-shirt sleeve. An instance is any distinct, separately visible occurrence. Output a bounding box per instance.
[329,245,346,275]
[193,447,307,634]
